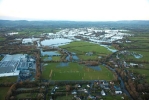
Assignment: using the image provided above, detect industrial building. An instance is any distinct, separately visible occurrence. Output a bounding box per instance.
[0,54,35,77]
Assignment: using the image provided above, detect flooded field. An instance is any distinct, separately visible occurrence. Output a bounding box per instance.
[41,38,72,46]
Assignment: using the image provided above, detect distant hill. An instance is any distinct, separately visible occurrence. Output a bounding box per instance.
[0,20,149,33]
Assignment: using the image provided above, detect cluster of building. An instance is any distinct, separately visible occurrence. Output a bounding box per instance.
[49,80,122,100]
[43,28,131,43]
[0,54,35,78]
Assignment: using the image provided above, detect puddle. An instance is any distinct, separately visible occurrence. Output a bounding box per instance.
[41,51,60,56]
[44,57,52,61]
[133,54,143,59]
[87,65,101,71]
[56,62,69,67]
[100,45,117,52]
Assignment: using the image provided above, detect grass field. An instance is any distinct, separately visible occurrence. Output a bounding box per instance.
[60,41,112,60]
[0,37,6,41]
[16,93,37,98]
[55,95,73,100]
[42,62,114,80]
[0,76,17,83]
[118,50,149,62]
[102,95,124,100]
[0,87,9,100]
[119,34,149,62]
[52,56,61,61]
[0,57,3,61]
[60,41,112,54]
[128,68,149,83]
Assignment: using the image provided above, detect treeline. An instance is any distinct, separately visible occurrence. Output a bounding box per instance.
[116,68,149,100]
[1,20,149,34]
[5,81,49,100]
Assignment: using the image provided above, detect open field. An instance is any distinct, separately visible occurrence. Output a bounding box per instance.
[60,41,112,54]
[55,95,73,100]
[60,41,112,60]
[42,62,115,80]
[102,95,124,100]
[0,87,9,100]
[118,50,149,62]
[16,93,37,98]
[0,57,3,61]
[0,76,17,83]
[119,34,149,62]
[128,68,149,83]
[52,56,61,61]
[0,37,6,41]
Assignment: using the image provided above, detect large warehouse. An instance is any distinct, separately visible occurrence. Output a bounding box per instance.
[0,54,34,77]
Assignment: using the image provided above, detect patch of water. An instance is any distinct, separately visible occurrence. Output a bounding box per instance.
[66,55,70,61]
[41,51,60,56]
[134,54,143,59]
[56,62,69,67]
[73,55,79,60]
[100,45,117,52]
[131,52,143,59]
[44,57,52,61]
[41,38,72,46]
[87,66,101,71]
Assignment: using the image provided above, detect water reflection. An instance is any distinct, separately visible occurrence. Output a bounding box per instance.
[41,38,72,46]
[87,66,101,71]
[57,62,69,67]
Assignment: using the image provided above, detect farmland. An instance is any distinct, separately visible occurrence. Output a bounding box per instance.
[42,62,115,80]
[60,41,113,60]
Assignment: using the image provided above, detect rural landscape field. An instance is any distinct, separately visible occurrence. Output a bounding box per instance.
[0,20,149,100]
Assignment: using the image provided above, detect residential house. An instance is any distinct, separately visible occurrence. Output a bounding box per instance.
[114,86,122,94]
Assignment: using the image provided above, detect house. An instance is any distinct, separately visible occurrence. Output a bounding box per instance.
[71,90,77,94]
[87,84,90,88]
[88,95,96,100]
[101,90,106,96]
[100,80,109,89]
[130,63,138,67]
[114,86,122,94]
[86,52,93,56]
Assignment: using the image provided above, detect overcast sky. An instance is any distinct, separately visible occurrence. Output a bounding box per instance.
[0,0,149,21]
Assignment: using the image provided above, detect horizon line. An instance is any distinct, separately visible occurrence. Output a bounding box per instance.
[0,19,149,22]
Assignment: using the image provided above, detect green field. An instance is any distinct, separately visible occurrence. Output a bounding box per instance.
[0,37,6,41]
[16,93,37,98]
[118,50,149,62]
[60,41,112,60]
[128,68,149,83]
[42,62,115,80]
[55,95,73,100]
[0,56,3,61]
[52,56,61,61]
[0,76,17,83]
[60,41,112,54]
[0,87,9,100]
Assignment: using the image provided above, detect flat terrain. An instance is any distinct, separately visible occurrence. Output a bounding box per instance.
[121,34,149,83]
[0,76,17,83]
[16,93,37,99]
[128,68,149,83]
[0,87,9,100]
[60,41,112,60]
[42,62,115,80]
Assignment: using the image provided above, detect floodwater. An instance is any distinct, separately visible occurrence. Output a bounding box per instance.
[132,52,143,59]
[100,45,117,52]
[87,66,101,71]
[41,51,60,56]
[56,62,69,67]
[41,38,72,46]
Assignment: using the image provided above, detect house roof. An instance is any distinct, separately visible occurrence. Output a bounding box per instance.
[114,86,121,91]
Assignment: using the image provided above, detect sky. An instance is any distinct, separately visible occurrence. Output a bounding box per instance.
[0,0,149,21]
